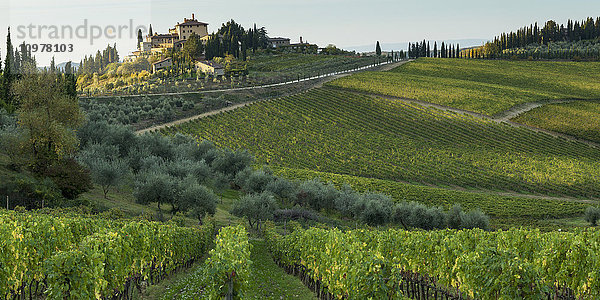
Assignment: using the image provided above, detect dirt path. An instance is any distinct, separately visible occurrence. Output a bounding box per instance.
[493,99,575,121]
[135,60,411,134]
[137,102,255,134]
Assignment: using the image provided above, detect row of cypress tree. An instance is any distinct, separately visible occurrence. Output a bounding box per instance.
[408,40,461,59]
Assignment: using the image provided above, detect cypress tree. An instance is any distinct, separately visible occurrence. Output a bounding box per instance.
[253,24,258,53]
[3,27,14,111]
[440,42,445,58]
[50,56,56,74]
[427,41,431,57]
[433,42,438,58]
[137,29,142,49]
[376,41,382,56]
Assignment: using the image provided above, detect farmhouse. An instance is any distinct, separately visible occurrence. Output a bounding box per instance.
[196,61,224,77]
[279,37,318,54]
[268,37,291,48]
[152,57,172,73]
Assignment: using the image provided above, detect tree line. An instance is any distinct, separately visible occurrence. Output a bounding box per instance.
[478,17,600,59]
[408,40,461,59]
[1,28,77,113]
[490,17,600,51]
[78,44,120,75]
[205,20,269,61]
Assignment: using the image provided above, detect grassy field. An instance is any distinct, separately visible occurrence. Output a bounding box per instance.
[327,58,600,115]
[162,88,600,199]
[512,100,600,143]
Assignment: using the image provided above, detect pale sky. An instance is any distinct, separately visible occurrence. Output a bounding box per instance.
[1,0,599,66]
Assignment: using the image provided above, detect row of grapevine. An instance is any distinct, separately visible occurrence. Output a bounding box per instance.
[512,100,600,144]
[203,225,252,299]
[329,58,600,115]
[264,224,600,299]
[161,87,600,200]
[0,210,215,299]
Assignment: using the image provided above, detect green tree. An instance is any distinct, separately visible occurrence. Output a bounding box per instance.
[181,33,204,63]
[13,71,84,173]
[86,157,128,198]
[137,29,143,49]
[231,192,278,230]
[179,178,218,223]
[585,206,600,226]
[375,41,382,56]
[134,171,177,211]
[3,27,15,112]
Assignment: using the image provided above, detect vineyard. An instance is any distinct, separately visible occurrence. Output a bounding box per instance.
[161,88,600,200]
[512,100,600,143]
[0,210,214,299]
[248,53,381,77]
[264,224,600,299]
[273,167,588,228]
[327,58,600,115]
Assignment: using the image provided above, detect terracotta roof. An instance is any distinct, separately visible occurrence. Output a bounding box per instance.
[177,20,209,27]
[268,37,290,41]
[152,34,178,39]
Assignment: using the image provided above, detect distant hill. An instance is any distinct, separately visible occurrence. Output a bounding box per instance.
[345,39,488,53]
[56,61,80,71]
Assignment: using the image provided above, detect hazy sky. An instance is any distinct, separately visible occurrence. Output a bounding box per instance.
[1,0,599,66]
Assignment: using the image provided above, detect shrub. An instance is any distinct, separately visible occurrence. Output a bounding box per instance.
[585,206,600,226]
[357,193,394,226]
[461,209,490,230]
[43,158,93,200]
[273,208,320,222]
[0,173,63,209]
[447,204,466,229]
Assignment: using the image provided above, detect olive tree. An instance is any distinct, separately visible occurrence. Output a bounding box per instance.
[585,206,600,226]
[231,192,278,230]
[134,171,177,211]
[179,179,218,223]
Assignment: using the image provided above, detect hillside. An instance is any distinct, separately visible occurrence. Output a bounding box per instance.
[162,87,600,198]
[160,86,600,227]
[327,58,600,115]
[512,100,600,143]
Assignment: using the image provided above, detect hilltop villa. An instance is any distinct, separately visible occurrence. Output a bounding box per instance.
[134,14,209,57]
